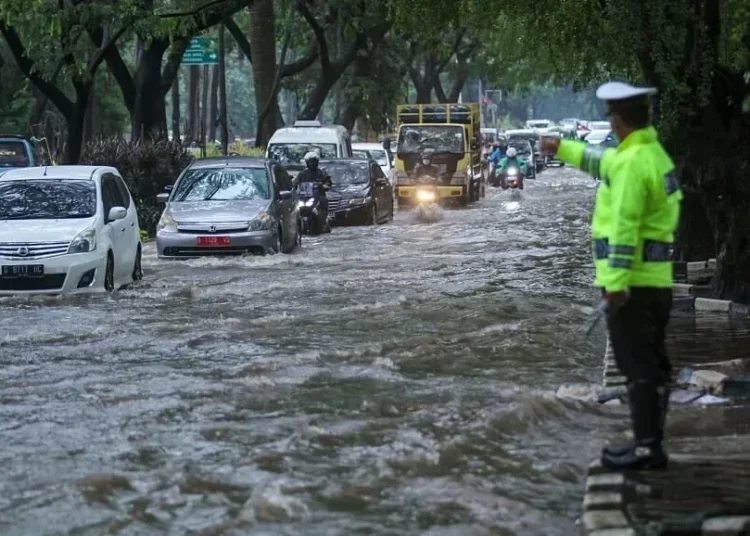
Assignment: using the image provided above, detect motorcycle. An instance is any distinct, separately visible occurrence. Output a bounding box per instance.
[297,181,331,235]
[502,166,524,190]
[413,176,442,222]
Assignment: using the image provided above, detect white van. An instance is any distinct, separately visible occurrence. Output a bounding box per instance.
[266,120,353,176]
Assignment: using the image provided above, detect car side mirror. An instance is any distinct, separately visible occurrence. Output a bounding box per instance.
[157,193,170,203]
[108,206,127,222]
[279,190,293,200]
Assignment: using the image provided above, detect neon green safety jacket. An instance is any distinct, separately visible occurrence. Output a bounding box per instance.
[556,127,682,291]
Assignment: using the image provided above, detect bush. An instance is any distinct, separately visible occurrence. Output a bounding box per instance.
[80,138,193,235]
[204,141,265,158]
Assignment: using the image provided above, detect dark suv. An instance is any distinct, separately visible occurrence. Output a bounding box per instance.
[320,158,394,225]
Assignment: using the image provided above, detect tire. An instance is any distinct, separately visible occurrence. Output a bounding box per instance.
[270,229,282,254]
[104,253,115,292]
[297,219,303,248]
[281,224,296,254]
[132,245,143,281]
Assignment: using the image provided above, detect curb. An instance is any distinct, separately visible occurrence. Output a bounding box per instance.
[582,459,750,534]
[671,258,749,318]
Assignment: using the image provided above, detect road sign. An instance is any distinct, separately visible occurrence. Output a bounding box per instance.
[182,37,219,65]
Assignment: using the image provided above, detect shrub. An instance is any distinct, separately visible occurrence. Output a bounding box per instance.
[80,138,193,235]
[204,141,265,158]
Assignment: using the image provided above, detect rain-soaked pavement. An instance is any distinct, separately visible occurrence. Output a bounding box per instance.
[1,168,748,535]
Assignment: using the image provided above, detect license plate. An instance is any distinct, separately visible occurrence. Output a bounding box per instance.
[197,236,230,247]
[1,264,44,278]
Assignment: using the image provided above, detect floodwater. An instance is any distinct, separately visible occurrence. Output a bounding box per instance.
[1,168,748,535]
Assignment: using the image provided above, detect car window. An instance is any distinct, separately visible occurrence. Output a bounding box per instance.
[278,167,293,191]
[172,167,270,201]
[106,173,131,209]
[273,165,293,194]
[345,137,353,156]
[372,164,385,179]
[0,179,96,220]
[0,141,31,168]
[101,175,125,217]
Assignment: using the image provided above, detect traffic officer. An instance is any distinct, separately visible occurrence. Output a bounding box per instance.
[540,81,682,471]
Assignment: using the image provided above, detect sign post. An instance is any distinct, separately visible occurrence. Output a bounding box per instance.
[182,37,219,65]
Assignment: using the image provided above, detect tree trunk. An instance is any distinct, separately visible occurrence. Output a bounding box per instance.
[186,66,200,143]
[209,65,219,142]
[64,87,91,164]
[131,40,170,140]
[83,76,96,143]
[201,65,210,142]
[249,0,283,145]
[171,76,181,141]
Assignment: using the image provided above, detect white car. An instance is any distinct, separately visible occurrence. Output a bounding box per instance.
[584,129,612,145]
[352,142,396,187]
[0,166,142,295]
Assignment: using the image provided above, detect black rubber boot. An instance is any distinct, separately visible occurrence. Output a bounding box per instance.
[603,383,670,457]
[601,380,668,471]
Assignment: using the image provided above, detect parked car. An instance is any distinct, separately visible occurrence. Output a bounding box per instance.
[319,158,394,225]
[0,135,37,168]
[266,120,353,179]
[352,142,396,187]
[156,157,301,257]
[0,166,142,295]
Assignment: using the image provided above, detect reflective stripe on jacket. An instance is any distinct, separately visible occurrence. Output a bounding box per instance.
[556,127,682,291]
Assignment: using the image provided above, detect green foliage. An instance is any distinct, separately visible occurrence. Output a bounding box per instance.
[79,138,193,234]
[0,46,33,133]
[204,142,264,156]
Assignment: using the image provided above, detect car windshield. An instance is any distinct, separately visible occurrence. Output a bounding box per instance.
[367,149,388,166]
[321,162,370,185]
[587,130,610,142]
[268,143,337,165]
[509,142,531,155]
[0,141,31,167]
[397,125,465,154]
[590,122,611,130]
[527,121,551,128]
[172,168,270,202]
[0,179,96,220]
[352,150,370,160]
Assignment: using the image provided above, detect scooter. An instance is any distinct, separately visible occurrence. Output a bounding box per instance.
[502,166,524,190]
[297,181,331,235]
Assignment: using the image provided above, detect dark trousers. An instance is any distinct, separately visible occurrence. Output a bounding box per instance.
[606,287,673,385]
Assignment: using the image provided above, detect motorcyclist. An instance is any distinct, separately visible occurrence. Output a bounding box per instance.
[413,150,440,180]
[296,151,333,232]
[498,147,529,174]
[488,143,504,179]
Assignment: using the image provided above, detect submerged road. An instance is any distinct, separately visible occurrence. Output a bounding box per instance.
[1,168,630,534]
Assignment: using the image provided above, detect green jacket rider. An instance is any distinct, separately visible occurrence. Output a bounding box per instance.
[497,147,529,174]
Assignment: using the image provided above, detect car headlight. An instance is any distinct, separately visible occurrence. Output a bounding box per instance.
[157,209,177,232]
[349,197,368,206]
[416,190,436,202]
[68,228,97,254]
[248,211,272,231]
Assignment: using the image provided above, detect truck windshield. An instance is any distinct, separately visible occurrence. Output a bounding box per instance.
[0,141,31,167]
[397,126,465,155]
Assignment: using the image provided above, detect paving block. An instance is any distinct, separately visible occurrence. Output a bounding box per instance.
[586,473,625,492]
[582,510,629,531]
[589,530,636,536]
[730,302,750,317]
[673,283,694,295]
[604,376,627,387]
[695,298,732,312]
[584,492,623,510]
[702,515,750,534]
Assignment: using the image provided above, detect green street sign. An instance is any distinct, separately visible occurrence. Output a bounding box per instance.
[182,37,219,65]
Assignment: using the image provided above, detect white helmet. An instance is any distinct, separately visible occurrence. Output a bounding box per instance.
[506,147,518,158]
[304,151,319,162]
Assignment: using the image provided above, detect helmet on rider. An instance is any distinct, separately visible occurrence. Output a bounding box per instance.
[506,147,518,158]
[304,151,320,170]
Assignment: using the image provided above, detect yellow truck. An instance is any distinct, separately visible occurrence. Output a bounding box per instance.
[393,103,484,206]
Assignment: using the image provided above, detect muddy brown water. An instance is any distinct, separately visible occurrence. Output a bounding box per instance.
[1,168,748,535]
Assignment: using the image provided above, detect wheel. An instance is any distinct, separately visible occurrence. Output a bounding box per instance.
[270,229,282,254]
[281,224,296,254]
[104,253,115,292]
[367,203,377,225]
[132,245,143,281]
[297,219,303,247]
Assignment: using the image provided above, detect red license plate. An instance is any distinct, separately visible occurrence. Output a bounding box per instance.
[197,236,231,247]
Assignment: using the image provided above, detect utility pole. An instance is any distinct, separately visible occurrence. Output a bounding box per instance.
[478,78,484,129]
[218,23,229,155]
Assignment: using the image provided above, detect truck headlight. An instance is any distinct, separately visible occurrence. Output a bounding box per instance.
[416,190,436,202]
[157,209,177,232]
[68,228,97,254]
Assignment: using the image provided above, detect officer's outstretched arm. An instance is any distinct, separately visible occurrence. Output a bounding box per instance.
[556,141,616,180]
[607,162,647,292]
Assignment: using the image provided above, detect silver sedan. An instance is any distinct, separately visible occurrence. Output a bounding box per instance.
[156,157,301,257]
